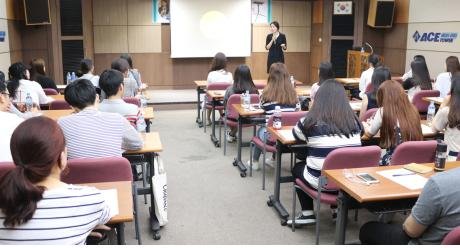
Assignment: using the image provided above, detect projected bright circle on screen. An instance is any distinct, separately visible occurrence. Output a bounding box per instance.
[200,11,228,40]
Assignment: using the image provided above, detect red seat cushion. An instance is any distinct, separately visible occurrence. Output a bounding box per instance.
[295,178,338,206]
[251,136,277,153]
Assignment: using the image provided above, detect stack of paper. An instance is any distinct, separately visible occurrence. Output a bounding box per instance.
[377,168,428,190]
[101,189,119,217]
[278,129,295,141]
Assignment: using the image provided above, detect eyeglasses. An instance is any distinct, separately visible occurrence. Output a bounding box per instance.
[1,92,9,96]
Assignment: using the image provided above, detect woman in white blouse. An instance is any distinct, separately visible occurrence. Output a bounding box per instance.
[434,56,460,98]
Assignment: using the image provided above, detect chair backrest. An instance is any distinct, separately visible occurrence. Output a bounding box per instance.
[206,82,232,91]
[322,146,381,190]
[123,97,141,107]
[61,157,133,184]
[364,83,373,94]
[49,100,71,110]
[254,82,265,90]
[226,94,260,120]
[0,162,15,180]
[266,111,307,143]
[360,108,378,122]
[390,140,437,166]
[442,226,460,245]
[412,90,440,113]
[43,88,59,95]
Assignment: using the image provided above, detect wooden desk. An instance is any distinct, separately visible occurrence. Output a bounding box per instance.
[336,78,360,87]
[124,132,163,154]
[423,96,443,105]
[325,161,460,244]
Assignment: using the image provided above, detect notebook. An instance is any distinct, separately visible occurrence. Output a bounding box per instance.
[403,163,433,174]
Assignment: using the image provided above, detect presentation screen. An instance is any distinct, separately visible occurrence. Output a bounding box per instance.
[170,0,251,58]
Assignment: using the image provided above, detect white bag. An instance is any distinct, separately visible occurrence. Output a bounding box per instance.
[152,156,168,226]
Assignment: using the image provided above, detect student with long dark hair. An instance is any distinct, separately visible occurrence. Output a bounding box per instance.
[402,54,426,81]
[359,66,391,120]
[0,116,112,244]
[432,76,460,161]
[309,62,334,102]
[78,58,100,88]
[223,64,258,142]
[403,60,432,101]
[434,56,460,97]
[289,80,362,225]
[363,80,423,165]
[29,58,58,91]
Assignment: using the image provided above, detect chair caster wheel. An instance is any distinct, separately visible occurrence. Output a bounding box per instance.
[240,172,246,177]
[153,232,161,240]
[280,219,287,226]
[232,160,237,166]
[267,200,273,207]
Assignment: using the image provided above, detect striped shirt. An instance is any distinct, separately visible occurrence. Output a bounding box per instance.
[261,100,297,116]
[57,108,143,159]
[0,185,112,245]
[293,118,362,188]
[98,99,141,127]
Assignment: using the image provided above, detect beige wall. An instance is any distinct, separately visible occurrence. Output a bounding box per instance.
[406,0,460,77]
[93,0,312,88]
[0,0,11,75]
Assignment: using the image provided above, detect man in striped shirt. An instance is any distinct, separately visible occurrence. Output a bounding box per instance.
[98,69,143,128]
[58,79,143,159]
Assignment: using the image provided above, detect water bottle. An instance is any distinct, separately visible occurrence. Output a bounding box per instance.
[71,72,76,81]
[240,92,246,107]
[140,96,147,108]
[66,72,71,85]
[137,115,147,132]
[290,75,295,88]
[434,140,447,171]
[273,106,282,129]
[243,90,250,109]
[25,92,33,112]
[427,101,436,125]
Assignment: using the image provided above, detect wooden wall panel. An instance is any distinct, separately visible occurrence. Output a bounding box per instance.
[383,23,407,49]
[271,1,283,22]
[6,0,23,20]
[312,0,323,24]
[127,25,161,53]
[282,27,310,52]
[383,48,406,75]
[127,0,153,25]
[94,26,128,53]
[282,1,310,27]
[93,0,127,25]
[252,24,269,52]
[9,50,21,63]
[161,24,170,53]
[82,0,94,59]
[394,0,409,24]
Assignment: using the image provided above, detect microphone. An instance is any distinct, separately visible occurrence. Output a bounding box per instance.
[363,42,374,54]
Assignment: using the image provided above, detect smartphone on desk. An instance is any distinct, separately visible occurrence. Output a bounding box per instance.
[356,173,379,184]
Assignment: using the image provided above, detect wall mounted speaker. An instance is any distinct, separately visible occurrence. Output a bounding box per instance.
[367,0,395,28]
[23,0,51,25]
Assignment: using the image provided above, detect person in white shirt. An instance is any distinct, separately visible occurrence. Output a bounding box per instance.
[402,55,426,81]
[205,52,233,124]
[111,58,139,98]
[359,54,380,99]
[78,58,100,88]
[7,62,53,108]
[434,56,460,98]
[0,80,23,162]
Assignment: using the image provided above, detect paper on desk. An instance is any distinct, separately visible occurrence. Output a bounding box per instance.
[278,129,295,141]
[377,168,428,190]
[101,189,119,217]
[421,124,433,135]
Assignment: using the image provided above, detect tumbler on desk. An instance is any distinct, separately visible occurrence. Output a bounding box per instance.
[434,141,447,171]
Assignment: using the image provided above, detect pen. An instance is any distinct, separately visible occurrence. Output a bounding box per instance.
[392,172,416,177]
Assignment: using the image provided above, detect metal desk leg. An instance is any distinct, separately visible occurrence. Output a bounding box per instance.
[335,191,349,245]
[115,223,125,245]
[268,140,289,221]
[233,115,247,177]
[145,120,151,133]
[196,87,203,127]
[210,100,220,147]
[147,152,161,240]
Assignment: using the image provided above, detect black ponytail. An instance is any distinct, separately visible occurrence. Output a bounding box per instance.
[7,63,27,99]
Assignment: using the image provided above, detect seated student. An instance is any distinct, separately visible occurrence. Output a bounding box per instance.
[120,54,145,90]
[0,79,23,162]
[78,58,100,88]
[7,62,53,108]
[205,52,233,124]
[309,62,334,106]
[359,166,460,245]
[402,55,426,81]
[98,69,143,128]
[223,64,258,142]
[362,80,423,165]
[289,80,362,225]
[58,79,143,159]
[434,56,460,97]
[0,116,113,244]
[403,59,432,102]
[111,58,139,98]
[248,63,298,170]
[359,54,380,99]
[29,58,58,91]
[432,76,460,161]
[359,66,391,120]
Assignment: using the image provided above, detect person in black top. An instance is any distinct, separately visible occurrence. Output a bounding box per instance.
[265,21,287,73]
[359,66,391,120]
[29,58,58,92]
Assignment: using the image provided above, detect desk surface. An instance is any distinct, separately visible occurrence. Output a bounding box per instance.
[423,96,443,105]
[124,132,163,154]
[42,107,154,120]
[335,78,360,86]
[195,79,304,88]
[324,161,460,203]
[232,103,265,117]
[82,181,133,224]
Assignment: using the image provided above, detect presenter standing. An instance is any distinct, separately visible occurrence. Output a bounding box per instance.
[265,21,287,73]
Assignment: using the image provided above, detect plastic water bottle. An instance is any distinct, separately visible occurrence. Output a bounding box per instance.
[273,106,282,129]
[240,92,246,108]
[66,72,71,84]
[137,115,147,132]
[427,101,436,125]
[243,90,250,109]
[290,75,295,88]
[140,96,147,108]
[71,72,76,81]
[25,92,33,112]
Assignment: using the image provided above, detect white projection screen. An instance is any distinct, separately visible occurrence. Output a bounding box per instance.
[170,0,251,58]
